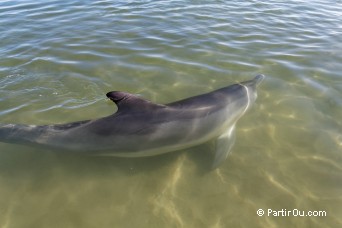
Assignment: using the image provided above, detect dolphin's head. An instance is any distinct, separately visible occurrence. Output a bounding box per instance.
[238,74,265,105]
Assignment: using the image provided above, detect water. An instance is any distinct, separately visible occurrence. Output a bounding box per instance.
[0,0,341,227]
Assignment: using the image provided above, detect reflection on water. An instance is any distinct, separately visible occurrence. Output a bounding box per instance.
[0,0,341,227]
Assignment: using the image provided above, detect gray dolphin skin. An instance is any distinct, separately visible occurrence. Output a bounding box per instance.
[0,75,264,168]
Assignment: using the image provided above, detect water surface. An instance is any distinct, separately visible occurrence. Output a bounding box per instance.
[0,0,341,227]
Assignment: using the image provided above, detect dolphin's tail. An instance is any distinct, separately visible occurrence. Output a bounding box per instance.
[0,123,44,145]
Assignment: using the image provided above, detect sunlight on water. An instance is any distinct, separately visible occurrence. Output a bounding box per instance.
[0,0,341,227]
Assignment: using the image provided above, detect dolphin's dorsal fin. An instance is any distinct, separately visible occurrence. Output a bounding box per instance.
[106,91,165,112]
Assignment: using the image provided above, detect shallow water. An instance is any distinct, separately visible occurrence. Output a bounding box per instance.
[0,0,341,227]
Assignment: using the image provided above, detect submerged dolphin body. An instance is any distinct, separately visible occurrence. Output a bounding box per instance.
[0,75,264,168]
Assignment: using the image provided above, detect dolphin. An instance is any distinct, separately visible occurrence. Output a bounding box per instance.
[0,75,264,168]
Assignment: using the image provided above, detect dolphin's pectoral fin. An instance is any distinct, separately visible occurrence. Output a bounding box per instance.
[212,125,236,169]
